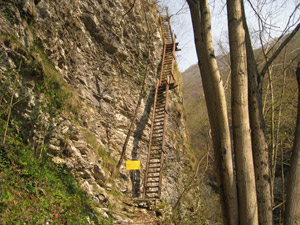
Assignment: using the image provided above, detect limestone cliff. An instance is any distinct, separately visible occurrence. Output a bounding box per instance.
[0,0,197,224]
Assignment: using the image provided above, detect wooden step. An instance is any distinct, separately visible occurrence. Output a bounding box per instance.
[146,187,159,190]
[146,180,160,184]
[150,155,161,159]
[149,166,161,169]
[145,191,159,194]
[147,175,160,178]
[148,168,160,172]
[148,162,161,165]
[148,171,160,174]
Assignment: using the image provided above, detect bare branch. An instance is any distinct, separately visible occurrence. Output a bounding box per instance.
[122,0,137,18]
[246,0,280,29]
[260,23,300,78]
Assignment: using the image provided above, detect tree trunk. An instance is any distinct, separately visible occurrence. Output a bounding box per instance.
[227,0,258,224]
[241,1,273,224]
[284,62,300,225]
[187,1,238,224]
[199,1,238,224]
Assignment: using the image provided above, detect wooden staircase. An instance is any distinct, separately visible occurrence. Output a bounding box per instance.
[143,15,179,199]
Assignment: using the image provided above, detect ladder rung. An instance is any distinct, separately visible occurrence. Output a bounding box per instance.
[149,159,161,163]
[152,128,163,132]
[148,161,161,165]
[151,148,162,152]
[148,168,160,172]
[152,139,162,142]
[144,196,159,199]
[149,166,161,169]
[146,186,159,189]
[147,175,160,178]
[151,149,162,152]
[150,156,161,160]
[146,185,159,188]
[146,180,160,184]
[151,143,162,146]
[145,191,159,194]
[150,153,161,157]
[151,148,162,151]
[148,170,160,173]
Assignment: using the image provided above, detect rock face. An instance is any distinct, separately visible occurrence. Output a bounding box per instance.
[0,0,191,223]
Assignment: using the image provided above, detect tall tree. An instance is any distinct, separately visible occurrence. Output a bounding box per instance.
[285,62,300,225]
[241,1,273,224]
[187,0,238,224]
[227,0,258,224]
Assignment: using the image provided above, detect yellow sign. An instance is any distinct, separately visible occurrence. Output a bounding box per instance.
[126,161,140,170]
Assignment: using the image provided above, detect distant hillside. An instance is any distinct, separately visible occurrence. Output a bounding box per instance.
[182,54,231,152]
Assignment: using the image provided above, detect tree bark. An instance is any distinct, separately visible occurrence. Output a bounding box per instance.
[284,62,300,225]
[227,0,258,224]
[241,1,273,224]
[199,1,238,224]
[187,1,238,224]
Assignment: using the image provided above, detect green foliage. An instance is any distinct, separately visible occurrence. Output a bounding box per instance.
[0,144,99,224]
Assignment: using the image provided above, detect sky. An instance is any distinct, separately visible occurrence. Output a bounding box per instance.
[158,0,300,72]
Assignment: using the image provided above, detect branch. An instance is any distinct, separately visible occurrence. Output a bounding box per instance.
[122,0,137,18]
[282,3,300,35]
[173,153,208,211]
[260,23,300,78]
[170,1,188,18]
[246,0,280,29]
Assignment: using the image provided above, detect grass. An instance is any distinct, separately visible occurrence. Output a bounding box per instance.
[0,142,99,224]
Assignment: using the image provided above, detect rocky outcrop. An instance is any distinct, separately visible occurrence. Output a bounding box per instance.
[0,0,192,223]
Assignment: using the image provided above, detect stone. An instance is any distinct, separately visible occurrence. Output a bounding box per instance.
[103,38,121,54]
[48,144,61,155]
[105,183,112,191]
[102,93,113,103]
[52,156,66,164]
[93,165,106,181]
[96,208,109,219]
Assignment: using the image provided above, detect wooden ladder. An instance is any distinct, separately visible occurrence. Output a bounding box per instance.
[143,15,178,199]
